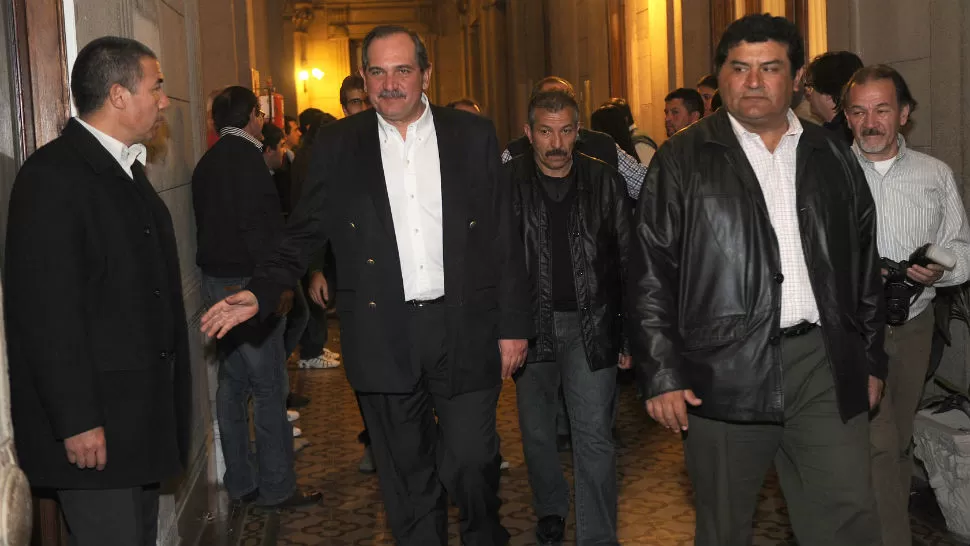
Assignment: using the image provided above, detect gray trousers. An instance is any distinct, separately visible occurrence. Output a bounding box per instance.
[58,485,159,546]
[870,308,934,546]
[516,311,619,545]
[684,329,880,546]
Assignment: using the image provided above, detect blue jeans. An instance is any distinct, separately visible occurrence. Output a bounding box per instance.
[203,275,295,505]
[515,311,618,545]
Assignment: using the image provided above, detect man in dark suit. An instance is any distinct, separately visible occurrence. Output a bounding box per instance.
[202,25,532,545]
[4,36,190,545]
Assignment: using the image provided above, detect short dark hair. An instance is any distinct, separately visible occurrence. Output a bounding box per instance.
[714,13,805,78]
[602,97,635,126]
[697,74,718,90]
[262,122,283,152]
[710,90,723,112]
[339,75,366,105]
[361,25,430,72]
[446,97,481,111]
[298,108,325,136]
[842,64,918,114]
[283,115,298,135]
[665,88,704,115]
[591,105,638,160]
[805,51,863,108]
[530,76,575,100]
[211,86,258,131]
[71,36,157,116]
[528,90,579,127]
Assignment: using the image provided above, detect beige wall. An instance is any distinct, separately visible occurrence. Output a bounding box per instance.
[624,0,675,145]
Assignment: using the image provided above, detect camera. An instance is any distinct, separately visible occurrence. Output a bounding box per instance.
[881,243,957,325]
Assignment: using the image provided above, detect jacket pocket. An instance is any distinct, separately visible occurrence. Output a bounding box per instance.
[681,314,748,351]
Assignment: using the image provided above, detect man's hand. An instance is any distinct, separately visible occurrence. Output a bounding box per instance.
[201,290,259,339]
[499,339,528,379]
[308,271,329,308]
[868,375,885,409]
[64,426,106,470]
[618,354,632,369]
[276,289,294,316]
[907,263,945,286]
[646,390,702,433]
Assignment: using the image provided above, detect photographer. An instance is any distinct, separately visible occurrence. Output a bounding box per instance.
[844,65,970,545]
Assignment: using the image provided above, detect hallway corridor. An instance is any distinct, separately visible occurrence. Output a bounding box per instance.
[224,328,965,546]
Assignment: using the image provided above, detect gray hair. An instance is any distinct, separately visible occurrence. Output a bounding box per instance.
[528,90,580,127]
[361,25,430,72]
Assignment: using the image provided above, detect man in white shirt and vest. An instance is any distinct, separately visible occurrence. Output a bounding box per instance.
[200,25,532,546]
[844,64,970,546]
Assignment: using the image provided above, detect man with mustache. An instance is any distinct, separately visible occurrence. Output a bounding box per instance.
[503,77,648,200]
[630,15,886,545]
[505,89,631,545]
[200,25,532,545]
[843,65,970,546]
[5,36,190,545]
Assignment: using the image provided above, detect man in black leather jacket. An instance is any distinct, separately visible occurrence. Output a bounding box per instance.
[506,90,631,546]
[628,15,887,546]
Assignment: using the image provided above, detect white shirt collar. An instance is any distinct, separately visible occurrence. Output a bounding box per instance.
[76,117,147,176]
[377,94,434,144]
[219,126,264,151]
[727,109,803,144]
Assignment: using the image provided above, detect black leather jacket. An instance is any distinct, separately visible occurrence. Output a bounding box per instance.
[507,152,632,370]
[629,109,887,423]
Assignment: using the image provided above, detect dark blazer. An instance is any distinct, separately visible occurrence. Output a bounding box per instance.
[192,133,284,278]
[507,128,619,170]
[4,119,191,489]
[247,106,534,395]
[628,108,886,423]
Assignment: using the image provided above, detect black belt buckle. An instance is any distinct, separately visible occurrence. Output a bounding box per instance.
[406,296,445,307]
[779,321,817,338]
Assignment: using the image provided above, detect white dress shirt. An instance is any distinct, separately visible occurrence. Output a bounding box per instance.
[728,110,820,328]
[378,94,445,301]
[854,135,970,320]
[76,118,147,178]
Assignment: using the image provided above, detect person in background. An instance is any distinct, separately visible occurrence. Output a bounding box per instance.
[339,74,370,117]
[602,97,657,166]
[696,73,718,117]
[804,51,864,144]
[591,104,640,163]
[663,87,704,137]
[446,97,482,115]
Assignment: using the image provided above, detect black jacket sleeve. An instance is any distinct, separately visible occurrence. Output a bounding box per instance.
[628,145,689,398]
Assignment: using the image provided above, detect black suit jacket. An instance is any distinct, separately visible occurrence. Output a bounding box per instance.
[247,106,533,395]
[4,119,191,489]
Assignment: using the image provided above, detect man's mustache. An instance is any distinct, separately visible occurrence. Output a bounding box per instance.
[378,89,406,99]
[862,127,885,137]
[545,148,568,158]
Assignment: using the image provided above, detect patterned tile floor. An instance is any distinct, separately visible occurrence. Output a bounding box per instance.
[226,325,967,546]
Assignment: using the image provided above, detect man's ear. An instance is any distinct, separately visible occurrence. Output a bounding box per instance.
[108,83,129,110]
[899,103,911,127]
[524,124,533,144]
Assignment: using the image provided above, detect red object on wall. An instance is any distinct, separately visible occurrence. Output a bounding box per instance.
[259,92,285,129]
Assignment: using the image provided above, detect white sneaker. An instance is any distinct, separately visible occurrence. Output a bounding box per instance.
[320,354,341,368]
[292,426,302,438]
[299,356,340,369]
[323,348,341,360]
[287,410,300,422]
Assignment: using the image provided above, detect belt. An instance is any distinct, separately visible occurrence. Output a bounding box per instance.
[405,296,445,307]
[779,321,818,338]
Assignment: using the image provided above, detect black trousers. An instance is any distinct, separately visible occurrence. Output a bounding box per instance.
[357,303,508,546]
[57,484,159,546]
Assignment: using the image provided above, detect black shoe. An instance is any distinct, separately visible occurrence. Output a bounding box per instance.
[287,393,310,409]
[265,489,322,509]
[556,434,572,453]
[535,515,565,545]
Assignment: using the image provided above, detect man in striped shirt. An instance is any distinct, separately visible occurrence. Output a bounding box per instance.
[844,64,970,546]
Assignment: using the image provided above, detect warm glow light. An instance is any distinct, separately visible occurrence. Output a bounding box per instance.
[312,68,324,80]
[298,70,309,81]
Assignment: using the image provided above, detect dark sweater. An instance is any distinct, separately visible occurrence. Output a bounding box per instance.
[192,133,284,277]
